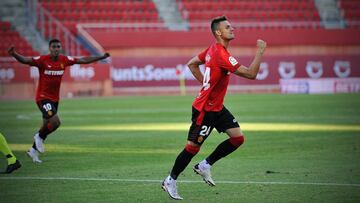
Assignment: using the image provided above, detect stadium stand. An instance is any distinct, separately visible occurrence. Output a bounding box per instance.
[38,0,161,34]
[339,0,360,28]
[0,21,39,57]
[178,0,321,29]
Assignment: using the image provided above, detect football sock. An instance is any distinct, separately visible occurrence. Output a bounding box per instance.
[0,133,17,165]
[198,159,211,170]
[206,136,244,165]
[170,145,200,180]
[32,142,37,151]
[29,147,37,154]
[39,121,60,140]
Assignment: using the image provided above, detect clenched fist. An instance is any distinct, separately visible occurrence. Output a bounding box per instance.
[257,39,266,54]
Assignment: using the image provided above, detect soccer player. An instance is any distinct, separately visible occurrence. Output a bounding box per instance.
[0,132,21,174]
[8,39,110,163]
[162,16,266,200]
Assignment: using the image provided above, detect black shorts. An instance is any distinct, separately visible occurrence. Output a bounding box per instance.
[36,100,59,119]
[188,106,240,145]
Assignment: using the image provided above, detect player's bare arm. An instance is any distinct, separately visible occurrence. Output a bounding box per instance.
[187,56,204,84]
[234,39,267,79]
[76,52,110,64]
[8,46,36,66]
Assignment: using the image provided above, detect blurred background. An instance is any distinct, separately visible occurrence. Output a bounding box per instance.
[0,0,359,99]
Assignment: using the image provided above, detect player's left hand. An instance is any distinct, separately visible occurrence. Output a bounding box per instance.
[257,39,266,54]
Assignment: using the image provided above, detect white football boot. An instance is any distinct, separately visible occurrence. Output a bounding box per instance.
[27,148,42,163]
[34,133,45,153]
[193,160,215,186]
[162,175,183,200]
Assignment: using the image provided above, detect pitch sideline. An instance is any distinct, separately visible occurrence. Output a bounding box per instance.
[0,176,359,187]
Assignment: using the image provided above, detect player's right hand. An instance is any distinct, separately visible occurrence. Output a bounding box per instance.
[7,46,15,55]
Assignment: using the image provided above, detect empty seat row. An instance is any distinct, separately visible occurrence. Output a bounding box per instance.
[42,2,157,12]
[188,11,320,21]
[182,1,315,11]
[0,21,39,57]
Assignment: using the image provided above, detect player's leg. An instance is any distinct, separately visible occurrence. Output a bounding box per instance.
[205,127,244,165]
[32,100,61,153]
[162,140,200,200]
[162,108,214,199]
[33,115,61,152]
[0,133,21,173]
[194,107,244,186]
[168,109,214,179]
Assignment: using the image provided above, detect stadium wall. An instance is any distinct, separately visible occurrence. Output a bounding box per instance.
[0,60,112,100]
[87,29,360,48]
[2,29,360,99]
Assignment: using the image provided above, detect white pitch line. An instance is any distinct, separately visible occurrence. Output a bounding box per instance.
[0,176,359,187]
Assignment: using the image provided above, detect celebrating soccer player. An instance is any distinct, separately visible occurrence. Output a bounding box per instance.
[162,16,266,200]
[8,39,110,163]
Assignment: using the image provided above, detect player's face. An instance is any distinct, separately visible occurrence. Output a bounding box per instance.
[218,21,235,40]
[49,42,62,57]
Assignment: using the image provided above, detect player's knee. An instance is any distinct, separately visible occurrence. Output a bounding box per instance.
[48,119,61,131]
[56,119,61,128]
[229,135,245,147]
[185,143,200,155]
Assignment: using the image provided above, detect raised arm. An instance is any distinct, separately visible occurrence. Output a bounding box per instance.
[187,55,204,84]
[8,46,36,66]
[234,39,266,80]
[76,53,110,64]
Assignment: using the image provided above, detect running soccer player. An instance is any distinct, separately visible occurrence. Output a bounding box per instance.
[8,39,110,163]
[162,16,266,200]
[0,132,21,174]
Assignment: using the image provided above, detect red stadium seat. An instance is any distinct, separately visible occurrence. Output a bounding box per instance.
[180,0,322,29]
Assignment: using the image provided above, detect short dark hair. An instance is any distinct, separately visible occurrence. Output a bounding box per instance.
[49,39,61,47]
[211,16,227,36]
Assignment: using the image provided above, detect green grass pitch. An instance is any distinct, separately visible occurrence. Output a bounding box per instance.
[0,93,359,202]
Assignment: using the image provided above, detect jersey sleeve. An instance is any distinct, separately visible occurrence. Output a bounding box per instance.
[217,50,241,73]
[197,47,209,63]
[31,56,42,68]
[64,56,78,66]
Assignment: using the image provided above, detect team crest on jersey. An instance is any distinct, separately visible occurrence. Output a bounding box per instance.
[60,63,64,69]
[33,56,40,60]
[205,54,211,62]
[229,56,238,66]
[197,136,204,143]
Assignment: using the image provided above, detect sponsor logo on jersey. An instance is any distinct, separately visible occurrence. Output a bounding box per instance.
[205,54,211,62]
[228,56,238,66]
[197,136,204,143]
[67,56,74,61]
[44,70,64,76]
